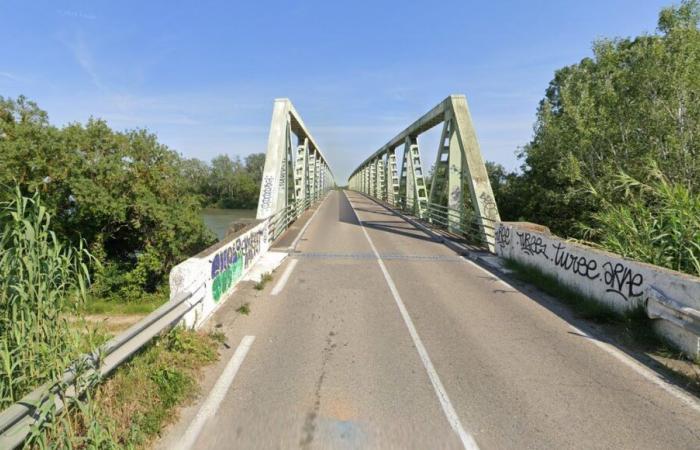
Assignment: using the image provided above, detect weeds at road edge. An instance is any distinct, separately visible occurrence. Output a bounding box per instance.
[503,258,700,392]
[254,272,273,290]
[33,327,221,449]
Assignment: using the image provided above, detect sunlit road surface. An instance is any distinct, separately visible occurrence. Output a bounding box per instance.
[163,190,700,450]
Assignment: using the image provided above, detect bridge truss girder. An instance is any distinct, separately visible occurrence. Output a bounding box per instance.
[257,99,335,221]
[347,95,501,252]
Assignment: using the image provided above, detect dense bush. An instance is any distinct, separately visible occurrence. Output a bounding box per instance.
[488,0,700,276]
[0,96,215,303]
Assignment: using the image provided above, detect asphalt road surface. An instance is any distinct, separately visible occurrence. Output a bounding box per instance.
[164,190,700,450]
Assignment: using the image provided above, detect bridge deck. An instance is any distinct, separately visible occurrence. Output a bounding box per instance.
[161,190,699,449]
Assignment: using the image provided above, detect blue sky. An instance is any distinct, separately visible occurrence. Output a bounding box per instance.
[0,0,674,182]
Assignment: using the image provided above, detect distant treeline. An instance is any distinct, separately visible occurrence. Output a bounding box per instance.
[182,153,265,210]
[0,96,264,304]
[485,0,700,276]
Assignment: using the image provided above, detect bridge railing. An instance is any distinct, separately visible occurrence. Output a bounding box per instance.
[0,98,336,449]
[347,94,500,252]
[393,196,496,247]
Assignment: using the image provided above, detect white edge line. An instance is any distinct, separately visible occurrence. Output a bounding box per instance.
[568,323,700,414]
[176,335,256,450]
[271,259,299,296]
[460,248,700,415]
[344,191,479,450]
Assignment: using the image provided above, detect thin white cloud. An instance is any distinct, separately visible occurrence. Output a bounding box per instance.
[61,33,105,91]
[0,71,24,82]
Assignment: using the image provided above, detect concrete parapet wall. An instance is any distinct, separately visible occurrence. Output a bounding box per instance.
[169,219,272,329]
[495,222,700,358]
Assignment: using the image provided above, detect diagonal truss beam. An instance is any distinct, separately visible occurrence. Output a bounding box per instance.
[257,99,335,219]
[347,94,500,251]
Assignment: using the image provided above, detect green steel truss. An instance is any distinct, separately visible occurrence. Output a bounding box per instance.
[348,95,501,251]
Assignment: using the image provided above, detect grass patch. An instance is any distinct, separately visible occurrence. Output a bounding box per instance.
[254,272,273,291]
[504,258,690,357]
[82,294,167,315]
[236,303,251,315]
[34,327,221,449]
[504,259,620,323]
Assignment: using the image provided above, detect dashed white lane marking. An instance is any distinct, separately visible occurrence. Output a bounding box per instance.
[344,191,479,450]
[176,335,256,450]
[271,259,299,296]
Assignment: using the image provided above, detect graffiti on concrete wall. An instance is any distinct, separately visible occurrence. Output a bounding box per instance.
[498,224,645,302]
[210,227,268,302]
[260,175,275,212]
[495,225,511,250]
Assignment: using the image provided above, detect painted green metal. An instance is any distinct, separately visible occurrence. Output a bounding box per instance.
[347,94,500,251]
[257,98,335,221]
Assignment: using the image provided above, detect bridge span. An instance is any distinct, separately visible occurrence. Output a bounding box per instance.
[159,189,699,449]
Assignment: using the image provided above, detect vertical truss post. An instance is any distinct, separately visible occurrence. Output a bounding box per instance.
[369,159,376,198]
[387,148,399,206]
[320,162,326,195]
[315,155,322,200]
[450,96,501,251]
[294,138,309,213]
[308,150,317,201]
[400,136,428,217]
[376,156,385,201]
[429,112,463,233]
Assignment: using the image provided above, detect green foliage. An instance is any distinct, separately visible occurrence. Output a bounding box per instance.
[0,189,94,409]
[507,0,700,235]
[0,96,216,304]
[31,328,220,449]
[185,153,265,209]
[236,303,251,315]
[254,272,273,290]
[488,1,700,277]
[583,167,700,276]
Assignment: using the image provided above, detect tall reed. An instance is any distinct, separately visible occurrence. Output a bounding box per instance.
[0,188,92,409]
[583,168,700,277]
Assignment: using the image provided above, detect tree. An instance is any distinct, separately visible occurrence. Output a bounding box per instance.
[0,97,215,302]
[512,0,700,236]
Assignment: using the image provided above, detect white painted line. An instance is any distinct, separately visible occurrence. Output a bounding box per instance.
[176,335,256,450]
[344,191,479,450]
[459,248,700,415]
[271,259,299,296]
[568,324,700,414]
[290,193,329,251]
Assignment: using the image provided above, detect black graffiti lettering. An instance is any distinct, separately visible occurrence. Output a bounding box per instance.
[552,243,599,280]
[515,231,549,258]
[602,262,643,301]
[260,175,275,210]
[495,225,511,249]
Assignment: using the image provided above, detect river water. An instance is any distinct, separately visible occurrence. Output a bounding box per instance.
[201,208,256,241]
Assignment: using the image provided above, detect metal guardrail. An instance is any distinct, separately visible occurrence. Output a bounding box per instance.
[0,189,328,448]
[0,285,206,449]
[646,285,700,337]
[389,196,495,246]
